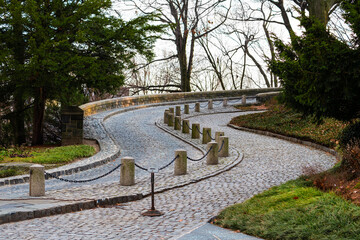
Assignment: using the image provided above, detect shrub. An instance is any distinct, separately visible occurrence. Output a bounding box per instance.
[341,140,360,177]
[339,121,360,148]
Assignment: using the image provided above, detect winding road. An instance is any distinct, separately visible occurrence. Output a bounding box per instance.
[0,100,336,239]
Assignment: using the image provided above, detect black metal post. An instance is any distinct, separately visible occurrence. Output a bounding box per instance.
[141,172,163,217]
[151,172,155,211]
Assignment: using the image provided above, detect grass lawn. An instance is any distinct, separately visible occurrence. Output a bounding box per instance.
[231,104,349,148]
[0,144,96,178]
[214,177,360,240]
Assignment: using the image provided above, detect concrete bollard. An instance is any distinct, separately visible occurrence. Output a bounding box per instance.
[195,103,200,112]
[174,149,187,175]
[182,119,190,134]
[242,95,246,105]
[29,164,45,197]
[176,106,181,116]
[120,157,135,186]
[215,131,225,147]
[223,98,228,107]
[168,113,174,127]
[169,107,174,114]
[218,136,229,157]
[192,123,200,139]
[206,141,219,165]
[164,110,169,124]
[202,127,212,144]
[184,104,190,114]
[208,100,213,110]
[174,116,181,130]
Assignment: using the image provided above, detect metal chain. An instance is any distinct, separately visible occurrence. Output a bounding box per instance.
[187,146,213,162]
[196,126,203,135]
[134,162,148,171]
[189,105,196,109]
[229,99,242,104]
[200,102,208,108]
[218,140,225,152]
[159,155,179,171]
[213,101,223,106]
[45,163,122,183]
[185,121,192,130]
[207,131,215,140]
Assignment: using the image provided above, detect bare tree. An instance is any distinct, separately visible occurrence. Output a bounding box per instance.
[123,0,231,92]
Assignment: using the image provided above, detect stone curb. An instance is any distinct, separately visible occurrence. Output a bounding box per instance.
[227,124,340,159]
[0,109,244,225]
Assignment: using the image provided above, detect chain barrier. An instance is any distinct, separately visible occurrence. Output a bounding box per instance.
[45,163,122,183]
[189,105,196,109]
[207,131,215,140]
[185,121,192,130]
[196,126,203,135]
[159,155,179,171]
[187,146,213,162]
[228,98,242,104]
[213,101,223,106]
[200,102,209,108]
[134,162,148,171]
[218,140,225,152]
[134,155,180,172]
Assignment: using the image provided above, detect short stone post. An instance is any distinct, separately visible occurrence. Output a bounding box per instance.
[120,157,135,186]
[174,116,181,130]
[195,103,200,112]
[192,123,200,139]
[242,95,247,105]
[215,131,225,147]
[182,119,190,134]
[164,110,169,124]
[208,100,213,110]
[184,104,190,114]
[29,164,45,197]
[206,141,219,165]
[223,98,228,107]
[202,128,212,144]
[176,106,181,116]
[168,113,174,127]
[174,149,187,176]
[218,136,229,157]
[169,107,174,114]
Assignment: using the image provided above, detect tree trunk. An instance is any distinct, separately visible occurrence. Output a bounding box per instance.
[32,87,46,145]
[14,90,26,145]
[308,0,337,25]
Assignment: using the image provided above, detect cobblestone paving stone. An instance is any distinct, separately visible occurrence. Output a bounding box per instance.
[0,102,337,240]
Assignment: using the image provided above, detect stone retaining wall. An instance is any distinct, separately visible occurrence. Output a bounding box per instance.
[80,88,281,116]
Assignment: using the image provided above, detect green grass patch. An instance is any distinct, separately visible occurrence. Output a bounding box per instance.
[0,167,27,178]
[0,145,96,164]
[230,105,349,148]
[215,178,360,240]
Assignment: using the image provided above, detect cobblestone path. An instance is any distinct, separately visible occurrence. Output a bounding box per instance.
[0,109,336,239]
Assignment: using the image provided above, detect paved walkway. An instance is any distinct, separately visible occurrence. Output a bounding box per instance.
[0,100,336,239]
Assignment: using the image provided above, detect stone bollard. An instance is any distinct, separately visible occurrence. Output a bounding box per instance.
[168,113,174,127]
[176,106,181,116]
[218,136,229,157]
[174,116,181,130]
[29,164,45,197]
[174,149,187,176]
[182,119,190,134]
[208,100,213,110]
[164,110,170,124]
[202,127,212,144]
[242,95,247,105]
[192,123,200,139]
[120,157,135,186]
[184,104,190,114]
[206,141,219,165]
[223,98,228,107]
[195,103,200,112]
[169,107,174,114]
[215,131,225,147]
